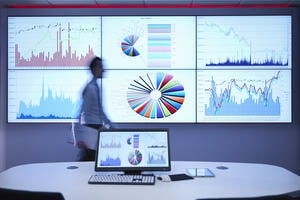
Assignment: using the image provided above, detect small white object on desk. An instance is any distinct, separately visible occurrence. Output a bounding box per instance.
[157,175,171,182]
[186,168,215,177]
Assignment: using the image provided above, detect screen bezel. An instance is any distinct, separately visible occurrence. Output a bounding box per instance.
[94,129,171,172]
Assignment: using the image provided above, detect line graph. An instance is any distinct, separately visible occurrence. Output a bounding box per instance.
[17,83,77,120]
[197,16,291,69]
[206,71,281,115]
[8,17,101,69]
[101,140,122,148]
[7,70,90,122]
[100,156,121,166]
[147,151,167,165]
[197,70,291,122]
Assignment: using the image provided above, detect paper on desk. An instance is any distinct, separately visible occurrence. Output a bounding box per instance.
[68,122,98,150]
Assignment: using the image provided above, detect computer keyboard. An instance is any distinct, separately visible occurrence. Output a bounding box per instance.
[88,174,156,185]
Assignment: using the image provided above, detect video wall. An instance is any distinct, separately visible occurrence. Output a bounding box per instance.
[7,16,292,123]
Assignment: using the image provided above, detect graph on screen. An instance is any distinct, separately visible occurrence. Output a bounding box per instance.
[102,16,196,69]
[127,72,185,119]
[197,16,291,69]
[197,70,291,122]
[7,70,90,122]
[121,35,141,57]
[102,70,196,123]
[97,131,169,168]
[100,156,121,166]
[147,150,168,165]
[147,24,172,68]
[8,17,101,69]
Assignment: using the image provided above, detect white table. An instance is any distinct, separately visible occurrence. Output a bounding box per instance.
[0,161,299,200]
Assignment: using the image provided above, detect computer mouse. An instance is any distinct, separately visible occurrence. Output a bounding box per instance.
[157,175,171,182]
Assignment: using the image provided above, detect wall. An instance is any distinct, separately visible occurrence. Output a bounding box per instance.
[0,8,6,172]
[1,7,300,175]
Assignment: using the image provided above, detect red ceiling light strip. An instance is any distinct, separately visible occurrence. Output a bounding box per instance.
[9,4,291,9]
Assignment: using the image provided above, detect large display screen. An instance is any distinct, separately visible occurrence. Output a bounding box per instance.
[7,15,292,123]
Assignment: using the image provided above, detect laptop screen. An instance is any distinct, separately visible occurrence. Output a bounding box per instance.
[95,129,171,173]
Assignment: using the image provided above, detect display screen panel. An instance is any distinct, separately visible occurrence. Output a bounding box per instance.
[7,16,101,122]
[8,16,101,70]
[197,69,291,122]
[8,69,90,122]
[7,15,292,123]
[102,70,196,123]
[95,129,170,172]
[197,16,291,70]
[102,16,196,70]
[196,16,292,123]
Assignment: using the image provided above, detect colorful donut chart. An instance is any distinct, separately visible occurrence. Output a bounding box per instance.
[128,150,143,165]
[127,72,185,119]
[121,35,140,57]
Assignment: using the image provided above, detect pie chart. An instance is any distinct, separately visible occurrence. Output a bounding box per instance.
[128,150,143,165]
[121,35,140,57]
[127,72,185,119]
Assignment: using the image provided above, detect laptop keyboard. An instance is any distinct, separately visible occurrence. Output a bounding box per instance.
[88,174,155,185]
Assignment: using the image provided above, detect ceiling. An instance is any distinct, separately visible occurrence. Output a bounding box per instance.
[0,0,299,8]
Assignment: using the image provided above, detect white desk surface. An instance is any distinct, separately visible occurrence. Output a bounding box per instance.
[0,161,299,200]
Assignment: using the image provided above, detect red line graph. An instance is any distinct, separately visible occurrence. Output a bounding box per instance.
[15,22,96,67]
